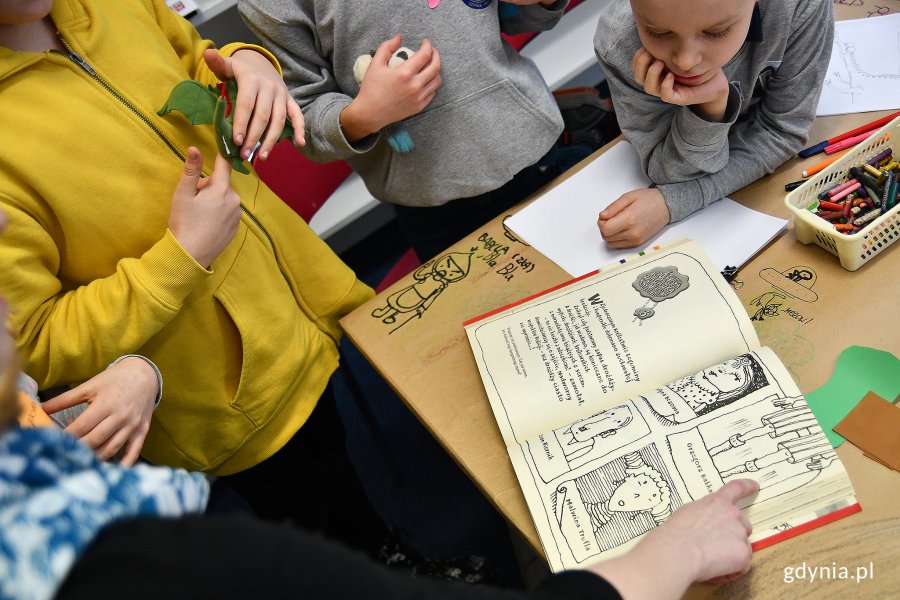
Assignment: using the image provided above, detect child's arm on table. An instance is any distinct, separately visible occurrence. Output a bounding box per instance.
[595,0,833,247]
[653,1,834,223]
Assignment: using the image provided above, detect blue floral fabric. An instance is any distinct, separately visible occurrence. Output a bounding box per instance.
[0,427,209,600]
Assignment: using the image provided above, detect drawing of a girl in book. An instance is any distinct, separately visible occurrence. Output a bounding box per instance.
[641,354,769,425]
[554,448,682,561]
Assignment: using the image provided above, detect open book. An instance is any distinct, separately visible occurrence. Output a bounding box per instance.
[464,238,858,572]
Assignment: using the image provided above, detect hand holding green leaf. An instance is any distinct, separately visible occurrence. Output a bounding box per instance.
[158,49,305,172]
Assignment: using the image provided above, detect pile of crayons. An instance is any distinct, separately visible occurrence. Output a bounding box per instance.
[809,147,898,235]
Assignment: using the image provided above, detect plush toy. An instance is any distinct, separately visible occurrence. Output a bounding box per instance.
[353,47,416,154]
[158,78,295,173]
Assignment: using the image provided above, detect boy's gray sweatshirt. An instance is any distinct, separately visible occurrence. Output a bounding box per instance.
[239,0,568,207]
[594,0,834,222]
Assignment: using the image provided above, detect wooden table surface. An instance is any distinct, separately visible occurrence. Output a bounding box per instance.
[341,4,900,596]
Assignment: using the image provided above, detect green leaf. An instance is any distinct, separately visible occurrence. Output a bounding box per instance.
[157,80,219,125]
[230,156,250,175]
[214,95,251,174]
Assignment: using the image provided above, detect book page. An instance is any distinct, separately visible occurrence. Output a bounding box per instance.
[511,347,857,572]
[465,239,759,446]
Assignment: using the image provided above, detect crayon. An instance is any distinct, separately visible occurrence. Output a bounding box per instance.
[816,210,844,220]
[863,164,884,178]
[802,151,847,177]
[784,179,807,191]
[826,179,860,198]
[818,200,844,211]
[866,148,893,166]
[849,167,883,194]
[853,208,882,226]
[886,172,899,211]
[832,182,861,202]
[798,111,900,158]
[818,182,844,199]
[882,171,895,207]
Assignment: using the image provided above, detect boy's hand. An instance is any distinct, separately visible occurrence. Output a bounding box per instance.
[168,147,242,268]
[341,36,442,142]
[42,357,159,465]
[631,47,730,121]
[203,48,306,161]
[597,188,670,248]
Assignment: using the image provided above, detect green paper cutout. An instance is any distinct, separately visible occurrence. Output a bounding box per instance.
[157,80,218,124]
[213,92,249,174]
[804,346,900,448]
[158,78,296,174]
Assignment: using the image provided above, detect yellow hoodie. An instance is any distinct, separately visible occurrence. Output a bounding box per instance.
[0,0,373,474]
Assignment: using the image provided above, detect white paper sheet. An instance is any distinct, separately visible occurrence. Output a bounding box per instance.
[816,13,900,117]
[505,142,787,277]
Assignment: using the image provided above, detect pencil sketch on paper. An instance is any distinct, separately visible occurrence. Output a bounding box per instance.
[630,266,690,324]
[824,29,900,102]
[867,5,894,18]
[527,403,651,482]
[370,251,472,334]
[552,447,684,562]
[640,354,770,425]
[669,397,838,507]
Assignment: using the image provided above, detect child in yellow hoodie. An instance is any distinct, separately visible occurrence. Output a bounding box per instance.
[0,0,385,552]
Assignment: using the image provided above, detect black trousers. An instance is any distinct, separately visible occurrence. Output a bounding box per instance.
[394,162,560,262]
[211,384,387,556]
[59,514,621,600]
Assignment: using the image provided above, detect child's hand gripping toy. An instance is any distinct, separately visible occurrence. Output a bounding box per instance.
[353,47,416,154]
[158,78,295,174]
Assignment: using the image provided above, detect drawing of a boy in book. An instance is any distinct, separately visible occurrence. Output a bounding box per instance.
[642,354,769,424]
[529,404,647,483]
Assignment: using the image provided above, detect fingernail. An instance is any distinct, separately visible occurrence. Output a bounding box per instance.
[235,133,244,144]
[260,150,269,160]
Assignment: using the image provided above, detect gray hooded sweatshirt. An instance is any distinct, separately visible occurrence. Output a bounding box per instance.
[594,0,834,222]
[239,0,568,207]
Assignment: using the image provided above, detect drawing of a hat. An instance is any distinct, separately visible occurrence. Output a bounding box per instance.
[759,266,818,302]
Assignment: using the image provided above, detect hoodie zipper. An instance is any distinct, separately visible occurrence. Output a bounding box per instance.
[54,37,186,163]
[51,36,328,337]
